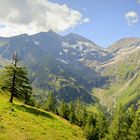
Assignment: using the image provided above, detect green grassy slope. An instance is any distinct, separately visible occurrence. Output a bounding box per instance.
[0,94,85,140]
[93,51,140,110]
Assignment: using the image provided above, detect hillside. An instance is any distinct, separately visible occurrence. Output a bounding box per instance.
[0,32,108,104]
[0,32,140,110]
[93,38,140,110]
[0,94,85,140]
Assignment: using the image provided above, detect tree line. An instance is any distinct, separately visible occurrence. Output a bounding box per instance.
[43,92,140,140]
[0,53,139,140]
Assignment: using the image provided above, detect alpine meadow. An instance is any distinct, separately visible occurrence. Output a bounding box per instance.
[0,0,140,140]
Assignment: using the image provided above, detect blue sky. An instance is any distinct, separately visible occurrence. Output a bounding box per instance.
[50,0,140,47]
[0,0,140,47]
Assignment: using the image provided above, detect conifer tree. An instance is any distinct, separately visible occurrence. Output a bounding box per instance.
[84,113,98,140]
[84,123,97,140]
[58,100,69,119]
[96,111,108,140]
[126,105,135,127]
[1,53,32,104]
[107,104,128,140]
[129,109,140,140]
[68,101,76,123]
[44,91,57,113]
[75,98,87,127]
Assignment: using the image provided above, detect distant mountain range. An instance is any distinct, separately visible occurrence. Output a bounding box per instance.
[0,30,140,109]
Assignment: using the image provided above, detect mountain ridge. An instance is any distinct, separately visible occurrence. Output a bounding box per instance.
[0,31,140,109]
[1,30,139,48]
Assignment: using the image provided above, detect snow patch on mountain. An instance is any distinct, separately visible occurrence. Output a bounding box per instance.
[62,41,97,51]
[63,48,68,53]
[34,41,40,45]
[57,58,68,64]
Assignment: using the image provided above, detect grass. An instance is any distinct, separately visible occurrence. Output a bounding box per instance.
[93,73,140,110]
[92,52,140,110]
[0,94,85,140]
[117,73,140,105]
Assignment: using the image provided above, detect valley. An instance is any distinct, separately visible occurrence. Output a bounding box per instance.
[0,31,140,110]
[0,1,140,140]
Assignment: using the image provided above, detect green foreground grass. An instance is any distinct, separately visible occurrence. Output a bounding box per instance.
[0,94,85,140]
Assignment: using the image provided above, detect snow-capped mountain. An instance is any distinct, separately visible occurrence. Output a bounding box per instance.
[30,30,112,69]
[0,30,140,107]
[0,31,107,103]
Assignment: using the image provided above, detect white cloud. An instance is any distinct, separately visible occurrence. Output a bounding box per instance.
[82,18,90,23]
[125,11,139,26]
[0,0,87,36]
